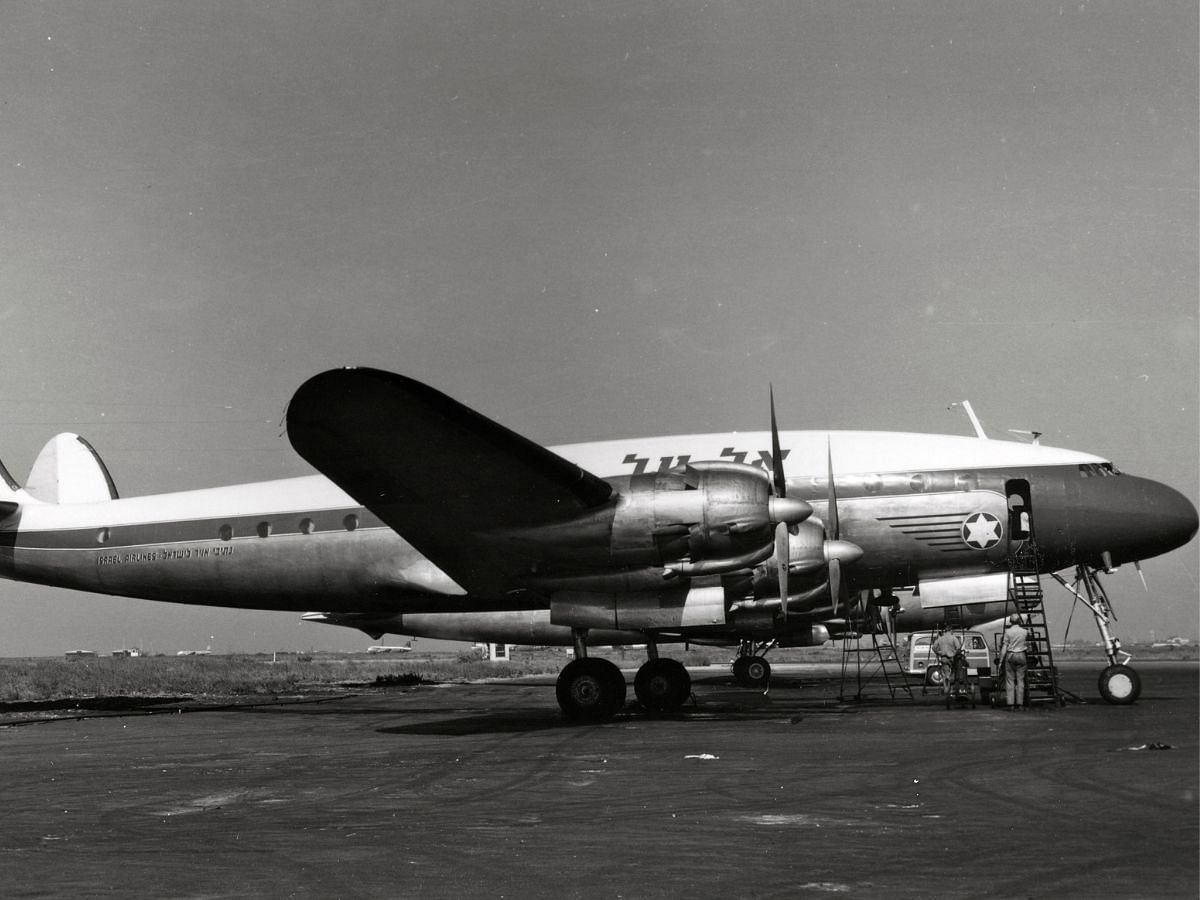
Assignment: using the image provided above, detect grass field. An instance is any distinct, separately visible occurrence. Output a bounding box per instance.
[0,644,1189,704]
[0,652,563,704]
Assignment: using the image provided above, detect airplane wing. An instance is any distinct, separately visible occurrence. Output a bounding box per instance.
[287,368,614,596]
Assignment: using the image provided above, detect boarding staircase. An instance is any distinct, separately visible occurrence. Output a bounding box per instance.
[838,596,913,703]
[1005,540,1064,706]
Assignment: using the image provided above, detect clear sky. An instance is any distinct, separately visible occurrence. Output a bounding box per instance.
[0,1,1195,655]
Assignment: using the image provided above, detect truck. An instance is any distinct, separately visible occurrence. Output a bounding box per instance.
[905,629,995,702]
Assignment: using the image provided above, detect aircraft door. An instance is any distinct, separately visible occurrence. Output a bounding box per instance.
[1006,479,1032,542]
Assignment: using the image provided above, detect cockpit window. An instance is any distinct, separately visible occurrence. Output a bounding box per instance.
[1079,463,1121,477]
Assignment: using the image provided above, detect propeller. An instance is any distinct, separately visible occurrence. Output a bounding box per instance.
[769,386,787,499]
[769,386,790,622]
[765,394,861,623]
[824,440,858,615]
[774,521,790,623]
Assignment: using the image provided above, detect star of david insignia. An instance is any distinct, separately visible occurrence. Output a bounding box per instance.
[961,512,1002,549]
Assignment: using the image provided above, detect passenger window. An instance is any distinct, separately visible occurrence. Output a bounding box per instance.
[256,522,271,538]
[343,514,359,532]
[299,518,315,535]
[219,524,233,541]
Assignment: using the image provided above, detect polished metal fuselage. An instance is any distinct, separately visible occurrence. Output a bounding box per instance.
[0,431,1194,645]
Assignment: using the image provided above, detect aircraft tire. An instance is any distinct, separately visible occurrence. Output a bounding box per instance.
[1098,664,1141,705]
[556,658,626,721]
[741,655,770,688]
[634,658,691,714]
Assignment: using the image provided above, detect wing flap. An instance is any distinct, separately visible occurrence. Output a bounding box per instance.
[287,368,613,595]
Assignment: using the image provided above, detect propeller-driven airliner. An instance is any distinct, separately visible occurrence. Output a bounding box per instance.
[0,368,1194,720]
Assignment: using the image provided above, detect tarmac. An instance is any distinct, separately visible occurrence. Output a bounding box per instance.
[2,661,1196,899]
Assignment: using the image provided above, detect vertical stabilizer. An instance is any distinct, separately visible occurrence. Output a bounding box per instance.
[25,433,120,504]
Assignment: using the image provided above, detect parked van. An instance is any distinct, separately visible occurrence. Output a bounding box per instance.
[905,630,992,686]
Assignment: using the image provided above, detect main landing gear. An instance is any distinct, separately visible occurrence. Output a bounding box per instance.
[555,657,626,721]
[731,640,773,688]
[634,656,691,714]
[555,632,692,721]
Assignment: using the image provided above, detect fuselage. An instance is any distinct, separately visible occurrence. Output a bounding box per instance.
[0,430,1194,633]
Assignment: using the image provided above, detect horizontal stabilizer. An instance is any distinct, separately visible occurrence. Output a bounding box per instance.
[25,434,120,504]
[287,368,614,595]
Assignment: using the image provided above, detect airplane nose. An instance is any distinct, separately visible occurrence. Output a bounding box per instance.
[1070,474,1199,566]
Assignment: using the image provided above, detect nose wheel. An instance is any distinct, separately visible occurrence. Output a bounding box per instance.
[1098,663,1141,705]
[732,654,771,688]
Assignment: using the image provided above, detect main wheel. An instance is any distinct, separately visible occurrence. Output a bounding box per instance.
[634,658,691,714]
[556,658,627,721]
[1098,664,1141,705]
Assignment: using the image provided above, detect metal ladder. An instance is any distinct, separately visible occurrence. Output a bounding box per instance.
[838,598,913,703]
[1006,541,1064,706]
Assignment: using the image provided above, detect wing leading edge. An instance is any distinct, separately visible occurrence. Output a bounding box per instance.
[287,368,614,596]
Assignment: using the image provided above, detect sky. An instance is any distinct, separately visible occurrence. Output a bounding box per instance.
[0,1,1195,655]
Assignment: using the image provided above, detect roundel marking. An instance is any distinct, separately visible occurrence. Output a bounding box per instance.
[962,512,1002,550]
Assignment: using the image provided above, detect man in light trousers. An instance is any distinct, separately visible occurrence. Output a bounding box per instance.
[998,614,1029,710]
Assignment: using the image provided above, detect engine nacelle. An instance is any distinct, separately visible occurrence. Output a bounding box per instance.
[496,461,809,582]
[778,623,831,648]
[609,462,810,568]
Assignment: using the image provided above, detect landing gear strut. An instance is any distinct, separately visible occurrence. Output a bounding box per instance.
[1051,565,1142,705]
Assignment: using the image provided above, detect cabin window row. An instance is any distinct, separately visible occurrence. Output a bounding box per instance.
[806,472,980,494]
[225,514,360,540]
[94,514,361,545]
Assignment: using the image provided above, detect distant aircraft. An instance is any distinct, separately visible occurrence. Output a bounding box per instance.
[0,368,1194,720]
[367,642,412,654]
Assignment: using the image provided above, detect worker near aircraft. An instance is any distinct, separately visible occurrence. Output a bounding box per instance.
[998,614,1029,710]
[932,626,965,689]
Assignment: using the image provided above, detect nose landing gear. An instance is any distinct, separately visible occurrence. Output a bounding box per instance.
[1051,565,1142,705]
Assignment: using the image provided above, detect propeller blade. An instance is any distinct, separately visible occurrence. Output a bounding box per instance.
[828,557,842,616]
[775,521,789,623]
[826,440,840,540]
[769,386,786,498]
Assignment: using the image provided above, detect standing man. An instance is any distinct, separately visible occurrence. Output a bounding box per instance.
[932,626,965,690]
[998,614,1029,710]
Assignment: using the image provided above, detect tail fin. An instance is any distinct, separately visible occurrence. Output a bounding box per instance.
[25,433,119,504]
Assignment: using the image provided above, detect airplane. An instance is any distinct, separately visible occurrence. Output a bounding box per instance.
[367,641,413,654]
[0,367,1194,720]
